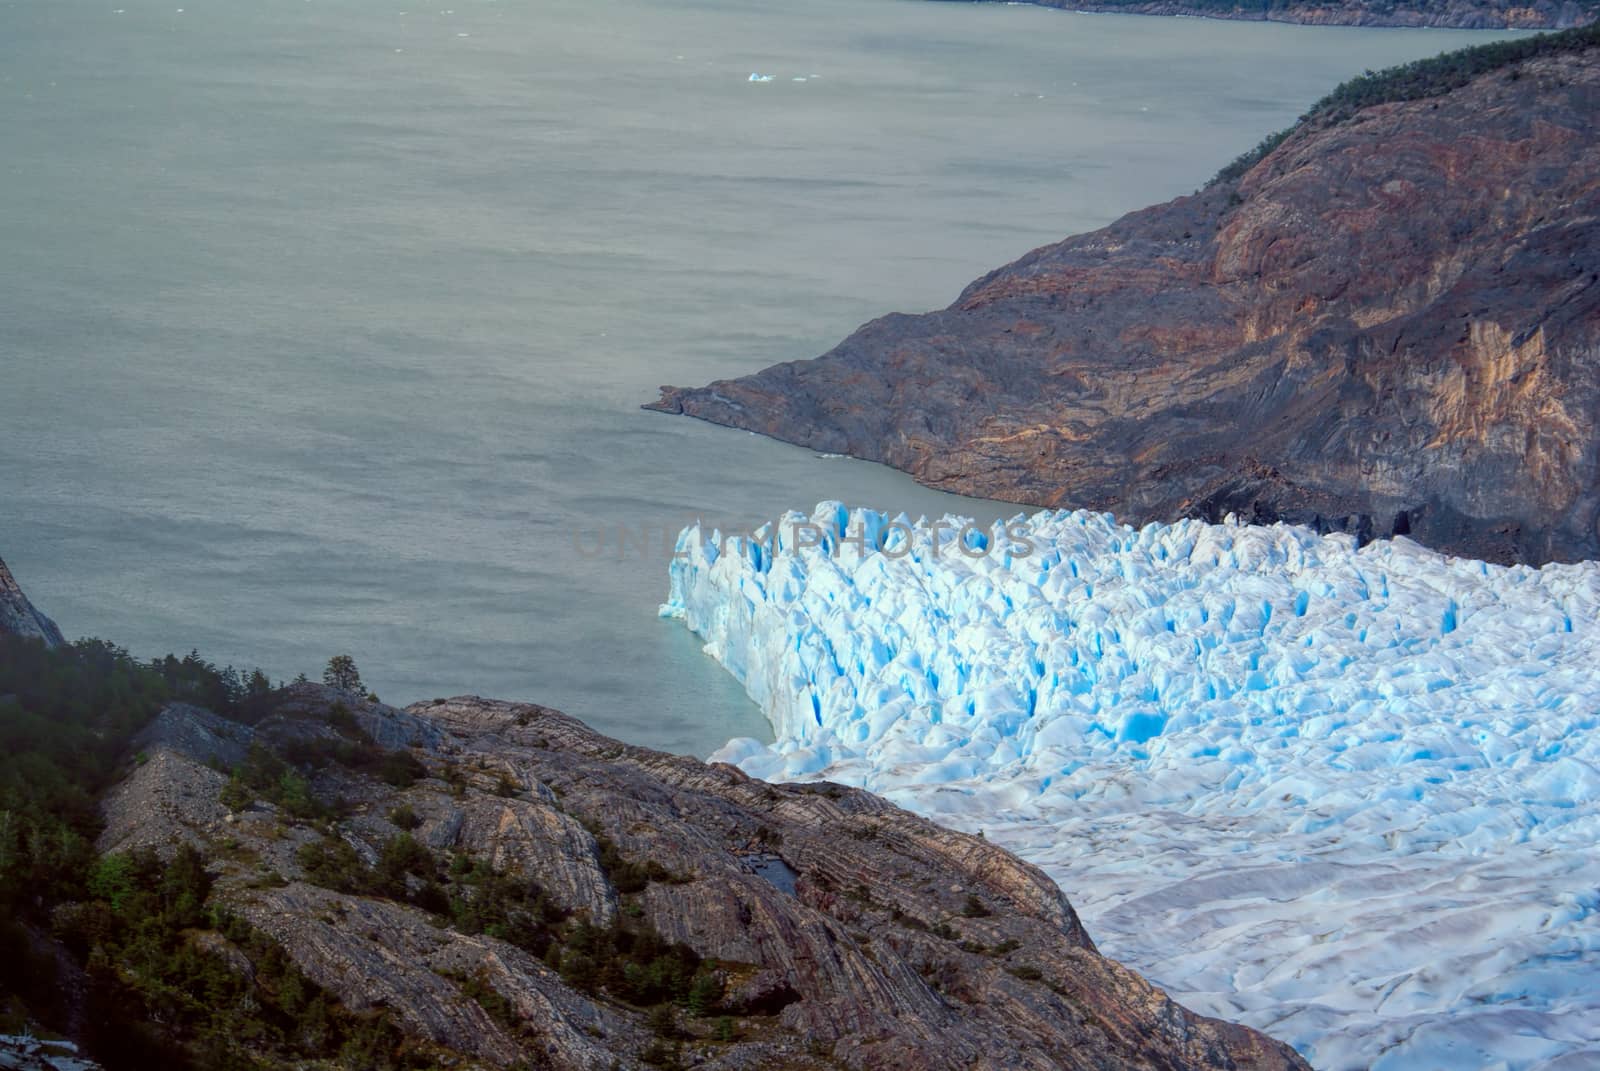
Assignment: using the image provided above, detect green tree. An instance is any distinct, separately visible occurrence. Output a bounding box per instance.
[322,655,363,694]
[219,773,253,812]
[387,804,421,831]
[87,853,139,913]
[685,971,722,1016]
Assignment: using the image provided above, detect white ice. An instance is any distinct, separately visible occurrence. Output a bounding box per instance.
[662,503,1600,1070]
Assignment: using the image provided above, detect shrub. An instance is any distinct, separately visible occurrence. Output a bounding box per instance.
[64,840,408,1068]
[274,771,323,820]
[647,1003,680,1039]
[593,834,684,894]
[296,836,371,895]
[230,744,332,821]
[326,701,361,736]
[1210,24,1600,186]
[457,970,517,1030]
[219,774,254,813]
[387,803,422,831]
[641,1039,684,1069]
[377,750,427,789]
[373,833,436,898]
[685,971,723,1017]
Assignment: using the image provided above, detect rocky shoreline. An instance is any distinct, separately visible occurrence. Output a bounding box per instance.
[96,686,1308,1070]
[0,559,1309,1071]
[650,35,1600,565]
[951,0,1596,30]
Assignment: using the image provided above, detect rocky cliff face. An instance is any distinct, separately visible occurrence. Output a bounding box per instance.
[0,556,64,648]
[649,48,1600,565]
[100,685,1309,1071]
[975,0,1595,30]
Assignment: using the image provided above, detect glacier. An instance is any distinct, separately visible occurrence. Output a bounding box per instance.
[661,503,1600,1071]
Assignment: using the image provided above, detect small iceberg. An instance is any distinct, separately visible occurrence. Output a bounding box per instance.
[748,73,774,83]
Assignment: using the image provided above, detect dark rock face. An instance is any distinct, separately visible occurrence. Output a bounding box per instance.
[963,0,1596,30]
[103,688,1310,1070]
[649,52,1600,565]
[0,556,64,648]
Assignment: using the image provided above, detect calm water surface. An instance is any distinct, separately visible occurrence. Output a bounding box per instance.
[0,0,1514,753]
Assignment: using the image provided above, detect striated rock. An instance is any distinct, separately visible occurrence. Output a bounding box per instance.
[239,882,643,1070]
[650,45,1600,566]
[0,557,64,648]
[428,792,620,922]
[97,747,231,857]
[129,702,253,769]
[100,691,1311,1071]
[261,682,451,751]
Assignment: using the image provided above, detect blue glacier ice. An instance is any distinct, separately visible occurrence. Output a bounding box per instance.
[663,502,1600,1071]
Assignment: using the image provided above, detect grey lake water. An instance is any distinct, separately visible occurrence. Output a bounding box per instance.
[0,0,1514,755]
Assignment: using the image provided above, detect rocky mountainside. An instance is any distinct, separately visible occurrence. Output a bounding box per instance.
[965,0,1596,29]
[96,683,1309,1071]
[0,556,64,648]
[649,33,1600,565]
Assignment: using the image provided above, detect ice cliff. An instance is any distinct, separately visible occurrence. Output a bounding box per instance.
[663,503,1600,1071]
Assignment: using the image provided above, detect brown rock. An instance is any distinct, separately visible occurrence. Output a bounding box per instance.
[972,0,1596,29]
[649,48,1600,565]
[102,693,1312,1071]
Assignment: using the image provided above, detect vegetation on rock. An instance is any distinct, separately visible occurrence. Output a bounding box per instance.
[0,635,448,1069]
[322,654,364,695]
[1214,23,1600,182]
[0,605,1311,1071]
[968,0,1598,30]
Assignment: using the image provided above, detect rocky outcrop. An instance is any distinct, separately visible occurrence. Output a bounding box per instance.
[650,45,1600,565]
[101,686,1310,1070]
[968,0,1596,30]
[0,1035,100,1071]
[0,557,64,648]
[241,881,644,1070]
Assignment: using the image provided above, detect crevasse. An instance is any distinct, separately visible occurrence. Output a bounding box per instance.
[662,502,1600,1071]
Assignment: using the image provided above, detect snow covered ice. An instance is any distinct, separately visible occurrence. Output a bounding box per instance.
[661,503,1600,1071]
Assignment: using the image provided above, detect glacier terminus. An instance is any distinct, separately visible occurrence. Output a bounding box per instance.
[663,502,1600,1071]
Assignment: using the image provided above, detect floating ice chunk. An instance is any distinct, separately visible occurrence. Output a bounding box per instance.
[748,73,774,82]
